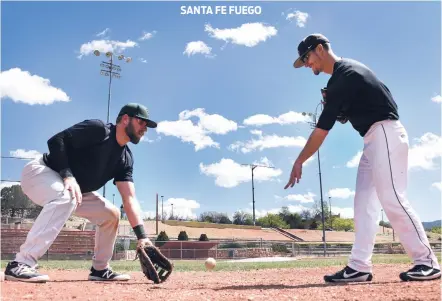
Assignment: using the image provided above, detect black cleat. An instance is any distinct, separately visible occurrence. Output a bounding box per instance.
[4,261,49,283]
[400,265,441,281]
[88,266,130,281]
[324,266,373,283]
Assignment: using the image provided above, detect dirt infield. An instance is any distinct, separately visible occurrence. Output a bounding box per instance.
[2,264,440,301]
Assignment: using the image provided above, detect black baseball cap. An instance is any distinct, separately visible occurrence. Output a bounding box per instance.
[293,33,330,68]
[118,103,157,128]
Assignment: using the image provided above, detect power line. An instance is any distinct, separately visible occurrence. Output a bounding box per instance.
[1,156,36,160]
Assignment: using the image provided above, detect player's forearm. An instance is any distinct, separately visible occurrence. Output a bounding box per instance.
[122,197,145,228]
[296,128,328,164]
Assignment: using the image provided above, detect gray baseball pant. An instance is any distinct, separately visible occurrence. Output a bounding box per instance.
[15,157,120,270]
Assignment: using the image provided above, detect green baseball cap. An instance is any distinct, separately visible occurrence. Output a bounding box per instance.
[118,103,157,128]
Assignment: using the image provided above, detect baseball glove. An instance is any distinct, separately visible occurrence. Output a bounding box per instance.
[136,245,173,284]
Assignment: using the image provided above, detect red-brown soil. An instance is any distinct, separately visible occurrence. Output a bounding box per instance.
[2,264,440,301]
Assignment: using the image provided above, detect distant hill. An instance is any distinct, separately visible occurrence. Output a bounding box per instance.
[422,220,441,230]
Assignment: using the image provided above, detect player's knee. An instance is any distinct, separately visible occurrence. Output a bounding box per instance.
[110,207,121,224]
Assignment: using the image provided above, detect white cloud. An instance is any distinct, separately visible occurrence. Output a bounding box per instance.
[10,149,42,159]
[330,207,354,218]
[229,130,306,153]
[243,111,311,127]
[285,10,309,27]
[284,192,315,203]
[199,158,282,188]
[205,22,277,47]
[346,151,362,168]
[0,68,70,105]
[139,58,147,63]
[180,108,237,135]
[165,198,201,219]
[183,41,213,57]
[431,95,442,103]
[78,39,137,58]
[328,188,355,199]
[157,119,219,151]
[96,28,110,37]
[143,197,200,220]
[139,30,157,41]
[431,182,442,192]
[409,133,442,170]
[156,108,237,151]
[242,204,311,219]
[0,181,21,190]
[140,136,160,143]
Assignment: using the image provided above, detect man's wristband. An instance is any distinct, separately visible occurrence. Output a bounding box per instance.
[133,224,148,239]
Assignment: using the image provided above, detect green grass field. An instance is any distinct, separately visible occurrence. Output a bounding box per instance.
[2,254,431,272]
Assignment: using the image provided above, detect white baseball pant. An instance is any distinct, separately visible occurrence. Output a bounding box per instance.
[348,120,440,273]
[15,157,120,270]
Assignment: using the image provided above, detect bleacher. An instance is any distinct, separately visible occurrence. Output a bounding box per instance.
[1,228,96,260]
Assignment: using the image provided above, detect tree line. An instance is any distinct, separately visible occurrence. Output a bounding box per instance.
[1,185,42,219]
[4,184,400,233]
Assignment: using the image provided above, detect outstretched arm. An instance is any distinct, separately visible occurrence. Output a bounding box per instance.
[116,181,152,246]
[284,128,328,189]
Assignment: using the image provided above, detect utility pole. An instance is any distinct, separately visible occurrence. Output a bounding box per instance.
[156,193,159,235]
[241,163,275,226]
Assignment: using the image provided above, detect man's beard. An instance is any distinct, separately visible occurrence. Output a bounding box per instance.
[125,122,141,144]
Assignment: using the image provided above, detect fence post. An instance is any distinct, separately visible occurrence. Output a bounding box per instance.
[181,241,183,260]
[291,242,295,257]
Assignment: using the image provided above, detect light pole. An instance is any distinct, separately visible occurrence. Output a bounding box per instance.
[381,209,384,234]
[171,203,174,220]
[161,195,164,222]
[302,101,327,256]
[112,193,115,205]
[93,49,132,198]
[241,163,275,226]
[328,196,332,229]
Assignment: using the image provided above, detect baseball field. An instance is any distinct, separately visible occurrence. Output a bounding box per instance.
[2,254,441,301]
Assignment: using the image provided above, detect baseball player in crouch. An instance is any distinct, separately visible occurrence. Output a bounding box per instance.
[4,103,156,282]
[285,33,440,282]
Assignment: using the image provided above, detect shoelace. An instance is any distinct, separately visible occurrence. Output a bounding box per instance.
[15,263,37,275]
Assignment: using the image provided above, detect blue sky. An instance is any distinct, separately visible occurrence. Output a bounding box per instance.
[1,1,441,223]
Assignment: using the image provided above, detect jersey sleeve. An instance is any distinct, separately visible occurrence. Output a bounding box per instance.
[316,70,358,131]
[113,151,134,184]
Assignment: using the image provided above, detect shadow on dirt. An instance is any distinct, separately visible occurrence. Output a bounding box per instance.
[214,281,401,290]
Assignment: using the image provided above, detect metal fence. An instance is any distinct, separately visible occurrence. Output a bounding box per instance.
[112,237,442,260]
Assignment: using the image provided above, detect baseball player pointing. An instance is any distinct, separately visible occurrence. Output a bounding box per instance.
[285,34,440,282]
[4,103,156,282]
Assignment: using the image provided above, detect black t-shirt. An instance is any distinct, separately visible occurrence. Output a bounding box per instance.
[316,58,399,137]
[42,119,134,193]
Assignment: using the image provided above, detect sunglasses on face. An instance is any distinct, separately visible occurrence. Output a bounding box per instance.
[300,44,320,64]
[130,117,148,128]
